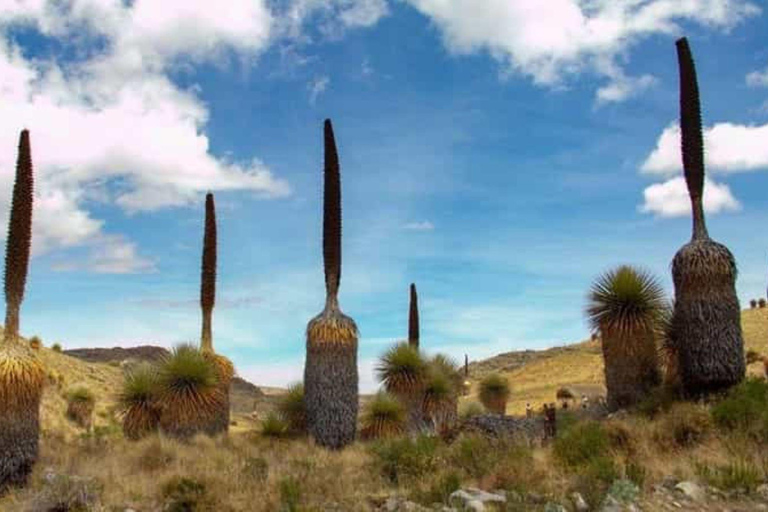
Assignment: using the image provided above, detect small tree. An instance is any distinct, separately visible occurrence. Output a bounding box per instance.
[478,373,510,415]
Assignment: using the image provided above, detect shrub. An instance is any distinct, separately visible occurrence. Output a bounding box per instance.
[276,382,306,436]
[376,342,427,431]
[52,342,62,352]
[750,299,758,309]
[654,403,712,448]
[746,350,762,365]
[554,421,611,469]
[458,401,485,419]
[711,378,768,442]
[260,411,288,438]
[29,335,41,350]
[156,344,223,439]
[66,386,95,429]
[759,298,767,308]
[370,434,440,484]
[423,354,461,432]
[161,476,213,512]
[478,373,510,415]
[118,362,160,440]
[360,392,406,440]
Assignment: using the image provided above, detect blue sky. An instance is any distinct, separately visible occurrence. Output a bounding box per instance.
[1,0,768,391]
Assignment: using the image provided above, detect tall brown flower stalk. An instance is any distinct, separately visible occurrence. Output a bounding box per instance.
[304,119,359,449]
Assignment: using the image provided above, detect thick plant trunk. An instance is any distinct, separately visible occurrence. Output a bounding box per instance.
[602,329,660,411]
[200,311,212,354]
[4,302,19,341]
[304,332,358,450]
[0,397,39,492]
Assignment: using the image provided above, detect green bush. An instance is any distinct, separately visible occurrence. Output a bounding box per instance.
[554,421,611,468]
[711,378,768,442]
[52,342,63,352]
[276,383,306,436]
[458,401,485,419]
[370,434,440,484]
[260,412,289,438]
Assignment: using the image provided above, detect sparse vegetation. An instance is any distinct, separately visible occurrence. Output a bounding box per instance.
[260,411,289,438]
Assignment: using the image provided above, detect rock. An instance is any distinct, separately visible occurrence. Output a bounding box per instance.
[465,500,485,512]
[600,495,622,512]
[674,481,705,502]
[571,492,589,512]
[544,503,567,512]
[757,484,768,499]
[661,475,678,490]
[449,488,506,509]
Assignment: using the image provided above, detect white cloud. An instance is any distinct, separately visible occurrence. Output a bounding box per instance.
[404,0,760,101]
[308,74,329,104]
[747,65,768,87]
[640,176,740,217]
[403,221,434,231]
[281,0,390,40]
[642,122,768,176]
[0,1,290,270]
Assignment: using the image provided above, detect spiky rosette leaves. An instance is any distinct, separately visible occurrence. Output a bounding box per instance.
[4,130,34,341]
[587,266,667,340]
[376,342,427,397]
[422,354,461,433]
[360,392,405,440]
[0,342,44,491]
[408,283,419,348]
[587,265,665,410]
[118,363,160,440]
[478,373,510,415]
[672,240,745,396]
[200,193,216,353]
[305,309,359,449]
[323,119,341,302]
[156,344,224,440]
[676,37,708,241]
[277,383,307,436]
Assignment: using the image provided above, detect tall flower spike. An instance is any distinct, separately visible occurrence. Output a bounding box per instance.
[676,37,709,242]
[408,283,419,349]
[323,119,341,306]
[4,129,34,340]
[200,192,216,353]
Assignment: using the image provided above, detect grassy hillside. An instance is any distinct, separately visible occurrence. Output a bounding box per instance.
[464,307,768,415]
